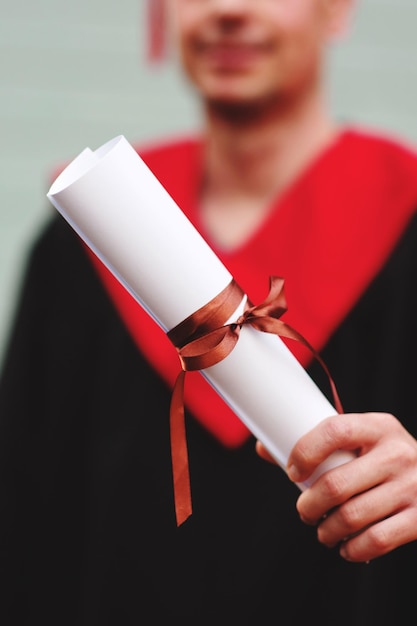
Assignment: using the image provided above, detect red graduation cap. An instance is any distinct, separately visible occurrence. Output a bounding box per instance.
[147,0,167,63]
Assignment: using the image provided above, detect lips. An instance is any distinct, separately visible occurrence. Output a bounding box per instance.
[199,42,266,69]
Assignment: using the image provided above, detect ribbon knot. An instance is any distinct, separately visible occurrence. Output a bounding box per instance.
[166,276,343,526]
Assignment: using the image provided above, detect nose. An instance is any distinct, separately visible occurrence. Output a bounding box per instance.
[210,0,252,15]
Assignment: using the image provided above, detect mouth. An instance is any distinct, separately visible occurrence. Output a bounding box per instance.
[197,40,268,70]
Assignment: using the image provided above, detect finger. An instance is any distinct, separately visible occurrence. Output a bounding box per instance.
[316,479,409,548]
[296,447,387,524]
[339,507,417,562]
[287,412,397,483]
[255,440,277,464]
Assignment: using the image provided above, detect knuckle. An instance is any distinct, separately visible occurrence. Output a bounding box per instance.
[383,438,417,475]
[319,468,349,502]
[365,524,391,555]
[323,416,353,448]
[400,437,417,463]
[337,499,362,530]
[378,412,407,437]
[380,412,400,427]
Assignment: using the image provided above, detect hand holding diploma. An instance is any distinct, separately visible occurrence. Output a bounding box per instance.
[273,411,417,563]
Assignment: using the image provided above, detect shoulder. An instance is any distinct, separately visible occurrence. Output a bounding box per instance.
[129,133,203,206]
[343,125,417,174]
[337,126,417,216]
[132,134,202,175]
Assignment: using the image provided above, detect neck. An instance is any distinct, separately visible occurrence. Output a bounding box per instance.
[197,88,340,249]
[202,89,338,202]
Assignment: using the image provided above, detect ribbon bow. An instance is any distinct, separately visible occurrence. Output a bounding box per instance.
[167,276,343,526]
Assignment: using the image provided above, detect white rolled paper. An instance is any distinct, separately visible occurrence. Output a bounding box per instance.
[47,135,354,488]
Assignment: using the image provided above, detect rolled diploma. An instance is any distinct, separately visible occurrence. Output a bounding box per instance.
[47,135,354,489]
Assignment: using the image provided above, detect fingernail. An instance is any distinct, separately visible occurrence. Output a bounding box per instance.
[287,464,301,482]
[340,544,353,562]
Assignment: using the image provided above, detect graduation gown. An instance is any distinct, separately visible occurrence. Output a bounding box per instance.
[1,127,417,625]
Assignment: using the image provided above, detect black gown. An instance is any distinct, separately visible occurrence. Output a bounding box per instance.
[1,129,417,625]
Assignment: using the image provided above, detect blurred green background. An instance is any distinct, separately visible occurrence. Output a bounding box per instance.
[1,0,417,366]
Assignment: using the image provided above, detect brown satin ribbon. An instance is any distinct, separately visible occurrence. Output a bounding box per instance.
[167,276,343,526]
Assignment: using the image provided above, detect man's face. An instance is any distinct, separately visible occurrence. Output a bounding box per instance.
[169,0,349,108]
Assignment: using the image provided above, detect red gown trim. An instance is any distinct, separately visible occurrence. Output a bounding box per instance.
[87,127,417,447]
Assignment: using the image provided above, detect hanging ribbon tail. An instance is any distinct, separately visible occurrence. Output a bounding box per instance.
[167,276,344,526]
[170,370,192,526]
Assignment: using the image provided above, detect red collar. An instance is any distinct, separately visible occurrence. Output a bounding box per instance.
[87,128,417,447]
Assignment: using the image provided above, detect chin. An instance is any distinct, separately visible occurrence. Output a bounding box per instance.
[206,94,280,122]
[201,80,267,104]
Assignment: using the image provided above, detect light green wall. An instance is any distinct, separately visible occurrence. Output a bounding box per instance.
[1,0,417,365]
